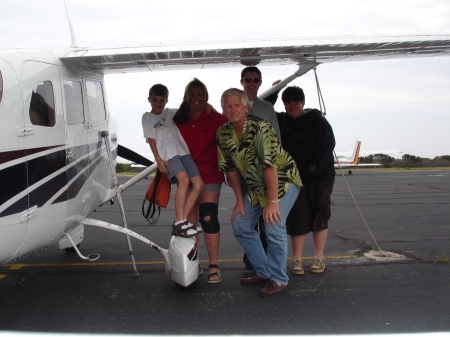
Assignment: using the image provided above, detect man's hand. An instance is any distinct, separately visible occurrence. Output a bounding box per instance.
[263,201,282,225]
[231,199,245,223]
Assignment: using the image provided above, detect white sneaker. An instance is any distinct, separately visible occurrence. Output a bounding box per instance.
[310,256,325,274]
[289,256,304,275]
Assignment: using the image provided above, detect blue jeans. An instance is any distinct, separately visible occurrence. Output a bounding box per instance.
[232,184,299,285]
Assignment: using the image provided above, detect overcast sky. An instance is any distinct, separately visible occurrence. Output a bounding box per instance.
[1,0,449,160]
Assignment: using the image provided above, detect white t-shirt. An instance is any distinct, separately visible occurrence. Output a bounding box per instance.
[142,108,190,161]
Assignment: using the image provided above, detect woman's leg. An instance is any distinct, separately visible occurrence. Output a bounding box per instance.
[198,191,220,281]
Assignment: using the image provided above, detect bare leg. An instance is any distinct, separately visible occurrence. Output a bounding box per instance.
[312,229,328,257]
[203,233,220,266]
[187,203,201,246]
[183,175,203,220]
[198,191,220,281]
[186,190,221,281]
[291,234,307,258]
[174,171,190,222]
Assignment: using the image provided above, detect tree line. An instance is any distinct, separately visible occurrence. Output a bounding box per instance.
[116,154,450,172]
[359,154,450,168]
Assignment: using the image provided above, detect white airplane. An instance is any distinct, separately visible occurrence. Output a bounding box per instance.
[1,24,449,270]
[334,141,382,175]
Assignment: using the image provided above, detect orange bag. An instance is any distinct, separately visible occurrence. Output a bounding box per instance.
[142,170,171,223]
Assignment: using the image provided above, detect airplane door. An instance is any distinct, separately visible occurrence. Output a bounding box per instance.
[84,77,112,214]
[20,61,67,251]
[58,66,90,226]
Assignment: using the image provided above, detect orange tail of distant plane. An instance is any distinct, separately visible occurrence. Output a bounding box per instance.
[350,141,361,164]
[335,141,362,165]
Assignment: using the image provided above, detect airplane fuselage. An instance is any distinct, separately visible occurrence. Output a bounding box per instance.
[0,49,118,264]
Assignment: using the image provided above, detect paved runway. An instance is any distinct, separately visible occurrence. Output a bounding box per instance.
[0,169,449,335]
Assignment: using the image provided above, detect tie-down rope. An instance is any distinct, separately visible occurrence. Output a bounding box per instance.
[313,67,387,257]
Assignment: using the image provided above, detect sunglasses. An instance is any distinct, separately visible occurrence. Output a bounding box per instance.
[242,77,261,83]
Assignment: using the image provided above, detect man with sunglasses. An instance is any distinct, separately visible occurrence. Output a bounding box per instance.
[239,66,282,278]
[240,67,281,143]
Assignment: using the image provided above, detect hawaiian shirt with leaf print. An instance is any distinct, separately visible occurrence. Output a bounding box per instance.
[216,115,301,208]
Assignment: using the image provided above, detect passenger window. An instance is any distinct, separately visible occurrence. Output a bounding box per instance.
[29,81,55,127]
[64,80,84,125]
[0,70,3,103]
[86,79,106,125]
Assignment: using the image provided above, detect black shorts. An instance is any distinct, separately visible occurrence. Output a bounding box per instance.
[286,181,334,236]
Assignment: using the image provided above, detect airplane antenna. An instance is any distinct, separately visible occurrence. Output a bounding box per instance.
[63,0,79,48]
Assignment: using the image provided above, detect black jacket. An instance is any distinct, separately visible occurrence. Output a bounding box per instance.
[277,109,335,184]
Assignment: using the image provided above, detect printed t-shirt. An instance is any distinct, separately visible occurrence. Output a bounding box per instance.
[142,108,190,161]
[216,115,301,207]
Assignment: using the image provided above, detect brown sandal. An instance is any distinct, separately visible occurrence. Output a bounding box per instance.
[207,264,222,284]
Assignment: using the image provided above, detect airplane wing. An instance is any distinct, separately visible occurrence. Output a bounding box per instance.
[335,163,382,168]
[59,34,450,74]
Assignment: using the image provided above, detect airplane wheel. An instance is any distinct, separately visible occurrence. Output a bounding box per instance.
[348,170,352,175]
[176,280,198,290]
[65,244,80,253]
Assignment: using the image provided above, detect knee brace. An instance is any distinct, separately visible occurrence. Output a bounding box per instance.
[199,202,220,234]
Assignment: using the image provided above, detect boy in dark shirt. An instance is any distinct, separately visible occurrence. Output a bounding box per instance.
[277,86,335,275]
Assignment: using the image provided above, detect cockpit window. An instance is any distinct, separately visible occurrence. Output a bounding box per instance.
[64,80,84,125]
[86,79,106,125]
[29,81,55,127]
[0,71,3,103]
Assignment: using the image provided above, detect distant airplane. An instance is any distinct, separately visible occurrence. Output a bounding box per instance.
[335,141,381,175]
[134,141,386,176]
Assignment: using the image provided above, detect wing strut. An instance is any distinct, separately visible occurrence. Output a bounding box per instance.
[101,131,140,277]
[258,59,320,100]
[313,68,327,116]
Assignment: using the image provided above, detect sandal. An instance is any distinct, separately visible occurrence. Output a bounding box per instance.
[207,264,222,284]
[171,220,198,238]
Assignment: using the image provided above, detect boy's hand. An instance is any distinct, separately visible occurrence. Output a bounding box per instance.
[156,159,169,174]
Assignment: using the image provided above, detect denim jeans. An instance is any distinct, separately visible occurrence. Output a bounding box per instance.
[232,184,299,285]
[243,216,266,268]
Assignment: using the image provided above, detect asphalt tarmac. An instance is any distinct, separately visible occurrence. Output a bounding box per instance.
[0,169,449,335]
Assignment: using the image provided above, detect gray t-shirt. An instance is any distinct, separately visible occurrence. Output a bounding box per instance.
[248,97,281,144]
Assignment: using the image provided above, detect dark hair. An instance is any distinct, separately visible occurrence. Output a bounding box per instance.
[174,78,209,124]
[149,84,169,98]
[240,66,262,79]
[282,86,305,103]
